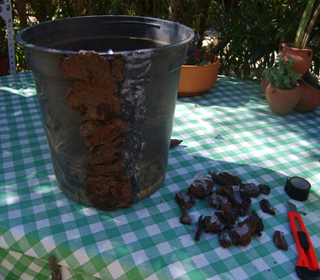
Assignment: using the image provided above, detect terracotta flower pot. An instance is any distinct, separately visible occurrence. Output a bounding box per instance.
[294,79,320,113]
[263,81,302,115]
[261,77,268,93]
[279,43,313,76]
[178,50,219,96]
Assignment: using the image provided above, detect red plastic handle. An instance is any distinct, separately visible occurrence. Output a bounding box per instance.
[288,211,320,272]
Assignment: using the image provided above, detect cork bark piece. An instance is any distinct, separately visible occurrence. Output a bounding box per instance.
[80,119,129,148]
[111,57,124,82]
[85,175,134,210]
[66,80,120,120]
[85,180,111,196]
[116,200,131,209]
[85,161,123,177]
[111,179,135,201]
[59,51,118,89]
[86,137,127,165]
[85,175,133,195]
[89,193,118,211]
[84,176,120,192]
[59,51,135,211]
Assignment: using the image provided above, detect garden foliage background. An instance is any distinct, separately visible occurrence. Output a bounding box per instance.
[1,0,320,80]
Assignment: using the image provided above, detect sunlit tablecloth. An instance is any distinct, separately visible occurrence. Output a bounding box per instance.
[1,71,320,280]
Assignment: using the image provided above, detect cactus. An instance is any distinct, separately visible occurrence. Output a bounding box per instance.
[303,71,320,89]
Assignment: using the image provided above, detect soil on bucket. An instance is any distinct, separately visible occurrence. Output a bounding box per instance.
[59,51,135,211]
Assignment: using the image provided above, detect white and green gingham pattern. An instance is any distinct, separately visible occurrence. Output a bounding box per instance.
[1,71,320,280]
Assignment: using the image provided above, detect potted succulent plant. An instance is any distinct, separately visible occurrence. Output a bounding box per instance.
[280,0,320,76]
[178,35,219,97]
[294,71,320,112]
[262,53,301,115]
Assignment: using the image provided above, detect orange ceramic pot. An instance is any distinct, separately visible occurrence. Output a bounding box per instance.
[294,79,320,113]
[279,43,313,76]
[264,81,302,115]
[178,50,219,96]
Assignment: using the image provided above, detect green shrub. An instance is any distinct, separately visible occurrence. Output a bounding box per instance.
[208,0,307,80]
[9,0,320,77]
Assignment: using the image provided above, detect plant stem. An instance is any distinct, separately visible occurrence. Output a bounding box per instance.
[295,0,315,49]
[301,2,320,48]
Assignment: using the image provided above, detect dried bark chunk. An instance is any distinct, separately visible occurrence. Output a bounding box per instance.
[260,199,276,215]
[111,179,135,201]
[85,161,123,177]
[209,170,242,186]
[80,119,129,147]
[86,137,126,165]
[89,192,117,211]
[215,211,234,230]
[240,183,261,197]
[216,185,251,216]
[219,228,233,248]
[233,218,258,246]
[116,200,131,208]
[111,56,124,82]
[175,191,196,209]
[238,195,252,216]
[258,184,271,195]
[248,210,264,237]
[216,185,238,203]
[273,231,288,250]
[188,175,214,199]
[208,191,232,209]
[230,186,252,216]
[85,175,129,195]
[221,204,239,225]
[66,80,120,121]
[85,179,111,196]
[203,215,225,233]
[195,215,203,242]
[86,175,134,210]
[170,139,183,149]
[59,51,118,89]
[180,208,192,225]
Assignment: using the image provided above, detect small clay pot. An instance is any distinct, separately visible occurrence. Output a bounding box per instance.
[261,77,268,93]
[294,79,320,113]
[279,43,313,76]
[178,50,219,96]
[264,81,301,115]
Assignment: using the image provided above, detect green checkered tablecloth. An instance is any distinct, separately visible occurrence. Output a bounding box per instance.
[1,71,320,280]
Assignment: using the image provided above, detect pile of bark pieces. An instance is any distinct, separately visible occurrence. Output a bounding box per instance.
[175,170,288,250]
